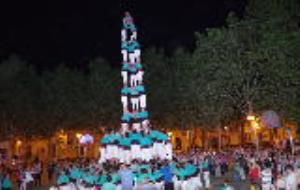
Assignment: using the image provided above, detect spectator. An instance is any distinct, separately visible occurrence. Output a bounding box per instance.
[102,175,117,190]
[275,174,286,190]
[160,161,174,190]
[249,162,260,190]
[118,164,134,190]
[261,163,272,190]
[285,165,297,190]
[1,173,12,190]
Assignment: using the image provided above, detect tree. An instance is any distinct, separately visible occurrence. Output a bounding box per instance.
[86,57,119,129]
[189,1,300,145]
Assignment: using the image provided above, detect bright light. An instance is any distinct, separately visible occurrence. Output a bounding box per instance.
[247,115,256,121]
[16,140,22,146]
[167,132,173,137]
[76,133,82,139]
[252,121,260,129]
[224,126,228,131]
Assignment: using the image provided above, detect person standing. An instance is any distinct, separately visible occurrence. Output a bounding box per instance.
[1,173,12,190]
[261,164,272,190]
[20,168,33,190]
[47,162,55,184]
[102,175,117,190]
[275,174,286,190]
[118,164,134,190]
[32,159,42,186]
[160,161,174,190]
[285,165,297,190]
[249,162,260,190]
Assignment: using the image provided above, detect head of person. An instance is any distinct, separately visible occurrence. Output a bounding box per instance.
[223,178,230,186]
[285,164,294,173]
[107,175,112,183]
[141,168,148,174]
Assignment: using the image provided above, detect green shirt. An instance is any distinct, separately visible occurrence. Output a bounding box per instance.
[96,175,107,185]
[83,174,95,185]
[57,174,69,185]
[136,173,149,184]
[101,135,111,144]
[150,171,163,181]
[111,173,121,183]
[70,168,81,179]
[139,164,151,173]
[129,132,143,143]
[2,177,12,188]
[102,182,117,190]
[119,137,131,147]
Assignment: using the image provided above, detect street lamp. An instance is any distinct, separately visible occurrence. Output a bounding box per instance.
[246,113,260,151]
[76,133,82,140]
[251,119,260,152]
[247,115,256,121]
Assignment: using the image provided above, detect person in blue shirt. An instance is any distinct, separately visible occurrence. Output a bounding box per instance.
[118,164,134,190]
[160,161,174,190]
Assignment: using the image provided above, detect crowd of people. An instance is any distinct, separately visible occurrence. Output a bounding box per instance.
[1,147,300,190]
[0,157,43,190]
[47,148,300,190]
[50,158,202,190]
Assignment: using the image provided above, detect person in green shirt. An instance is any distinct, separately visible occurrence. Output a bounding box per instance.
[70,165,81,183]
[1,174,12,190]
[96,173,107,186]
[102,175,117,190]
[56,171,69,186]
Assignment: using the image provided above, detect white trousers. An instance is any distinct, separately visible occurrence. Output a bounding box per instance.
[122,50,128,62]
[121,71,128,85]
[140,95,146,109]
[131,97,139,111]
[131,144,141,160]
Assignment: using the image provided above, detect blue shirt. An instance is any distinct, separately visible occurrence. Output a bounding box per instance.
[160,165,173,183]
[118,169,133,188]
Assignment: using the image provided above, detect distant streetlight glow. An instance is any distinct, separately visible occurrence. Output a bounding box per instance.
[247,115,256,121]
[16,140,22,146]
[252,121,260,129]
[76,133,83,139]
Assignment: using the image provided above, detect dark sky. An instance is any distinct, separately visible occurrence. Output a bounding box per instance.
[0,0,247,70]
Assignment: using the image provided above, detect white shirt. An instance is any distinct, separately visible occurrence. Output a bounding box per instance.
[261,169,272,184]
[285,172,297,190]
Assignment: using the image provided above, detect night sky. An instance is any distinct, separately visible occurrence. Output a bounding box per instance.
[0,0,247,70]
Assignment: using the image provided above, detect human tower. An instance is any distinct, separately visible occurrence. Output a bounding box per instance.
[99,12,172,164]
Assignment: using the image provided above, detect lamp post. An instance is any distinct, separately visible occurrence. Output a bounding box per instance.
[252,120,260,152]
[76,133,82,157]
[247,114,260,152]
